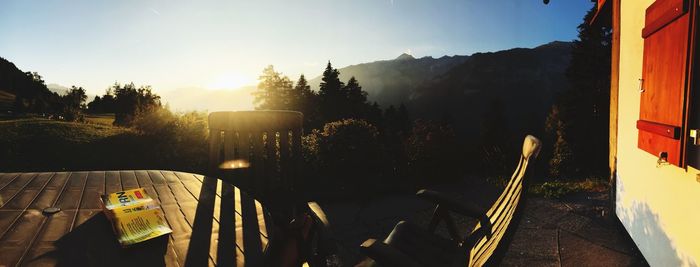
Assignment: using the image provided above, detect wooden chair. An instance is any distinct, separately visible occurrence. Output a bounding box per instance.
[208,110,304,208]
[208,110,334,266]
[359,135,542,267]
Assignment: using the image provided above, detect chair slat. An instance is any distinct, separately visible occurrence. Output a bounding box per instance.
[264,132,278,192]
[252,131,266,196]
[209,130,222,171]
[279,130,290,191]
[291,128,302,191]
[472,187,522,264]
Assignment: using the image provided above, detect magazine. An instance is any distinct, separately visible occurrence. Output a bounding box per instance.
[99,188,173,246]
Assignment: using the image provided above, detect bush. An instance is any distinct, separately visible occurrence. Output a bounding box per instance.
[130,108,208,172]
[303,119,383,196]
[61,106,84,122]
[405,120,462,185]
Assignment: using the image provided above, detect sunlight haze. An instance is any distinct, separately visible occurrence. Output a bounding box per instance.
[0,0,592,111]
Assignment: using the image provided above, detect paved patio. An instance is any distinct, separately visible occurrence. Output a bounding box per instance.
[317,178,648,266]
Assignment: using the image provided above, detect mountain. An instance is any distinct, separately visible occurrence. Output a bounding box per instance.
[48,83,97,103]
[309,54,470,106]
[308,41,572,137]
[409,41,573,137]
[0,57,57,112]
[46,83,70,95]
[394,53,415,61]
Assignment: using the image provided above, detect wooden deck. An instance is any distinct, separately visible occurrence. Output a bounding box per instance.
[0,170,273,266]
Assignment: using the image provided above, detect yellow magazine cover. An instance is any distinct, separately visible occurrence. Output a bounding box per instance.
[100,188,172,246]
[113,207,173,246]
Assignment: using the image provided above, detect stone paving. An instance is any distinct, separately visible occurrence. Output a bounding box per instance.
[316,179,648,266]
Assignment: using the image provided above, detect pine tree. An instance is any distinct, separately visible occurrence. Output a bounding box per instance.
[318,61,345,122]
[253,65,293,110]
[344,76,368,115]
[293,74,321,130]
[549,5,612,178]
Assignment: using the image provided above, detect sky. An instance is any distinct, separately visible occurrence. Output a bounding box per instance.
[0,0,593,97]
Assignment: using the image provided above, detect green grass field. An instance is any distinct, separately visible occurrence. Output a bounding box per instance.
[0,117,207,173]
[84,113,115,125]
[0,118,136,171]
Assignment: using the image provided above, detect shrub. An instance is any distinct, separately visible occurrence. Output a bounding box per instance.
[61,106,84,122]
[405,120,462,185]
[303,119,383,196]
[131,108,208,172]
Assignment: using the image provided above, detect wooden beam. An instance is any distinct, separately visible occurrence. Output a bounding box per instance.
[609,0,620,217]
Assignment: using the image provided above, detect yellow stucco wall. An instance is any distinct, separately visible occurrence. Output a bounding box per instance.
[616,1,700,266]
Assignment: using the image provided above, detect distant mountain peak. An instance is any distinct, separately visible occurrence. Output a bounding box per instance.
[395,53,415,61]
[535,41,572,50]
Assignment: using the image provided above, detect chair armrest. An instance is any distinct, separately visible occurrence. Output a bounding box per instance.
[359,239,422,267]
[306,202,336,254]
[416,189,485,219]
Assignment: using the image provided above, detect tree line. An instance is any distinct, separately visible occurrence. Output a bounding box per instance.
[253,62,409,134]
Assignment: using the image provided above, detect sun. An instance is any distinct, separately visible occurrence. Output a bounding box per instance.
[208,72,255,90]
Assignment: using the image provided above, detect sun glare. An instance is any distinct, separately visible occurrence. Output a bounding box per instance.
[208,72,255,90]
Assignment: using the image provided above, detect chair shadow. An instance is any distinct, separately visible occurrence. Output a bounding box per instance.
[48,213,169,267]
[186,175,270,267]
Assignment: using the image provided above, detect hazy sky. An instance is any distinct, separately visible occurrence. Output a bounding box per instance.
[0,0,592,96]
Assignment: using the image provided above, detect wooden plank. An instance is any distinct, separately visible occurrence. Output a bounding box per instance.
[642,0,688,37]
[68,172,90,231]
[292,128,302,191]
[609,0,620,214]
[131,171,181,267]
[472,189,522,266]
[238,131,251,191]
[28,172,70,210]
[636,120,681,139]
[182,175,220,267]
[209,129,223,172]
[279,130,290,191]
[162,170,181,185]
[81,171,105,210]
[2,172,52,210]
[0,173,20,191]
[17,172,73,265]
[265,132,278,193]
[239,186,264,266]
[54,172,88,211]
[120,171,139,190]
[138,171,188,267]
[105,171,123,194]
[135,170,154,187]
[0,173,38,209]
[252,131,267,198]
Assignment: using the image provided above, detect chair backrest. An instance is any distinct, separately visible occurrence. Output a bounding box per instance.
[208,111,304,204]
[467,135,541,267]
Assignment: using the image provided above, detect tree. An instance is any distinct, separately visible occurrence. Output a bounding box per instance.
[291,74,321,130]
[253,65,293,110]
[87,88,116,114]
[62,86,87,110]
[318,62,345,122]
[112,82,162,126]
[547,5,611,178]
[343,76,368,115]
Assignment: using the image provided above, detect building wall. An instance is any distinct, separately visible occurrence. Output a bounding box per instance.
[616,1,700,266]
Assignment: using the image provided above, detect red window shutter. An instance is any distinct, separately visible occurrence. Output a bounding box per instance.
[637,0,692,166]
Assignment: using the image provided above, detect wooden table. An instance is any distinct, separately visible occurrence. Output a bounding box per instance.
[0,170,273,266]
